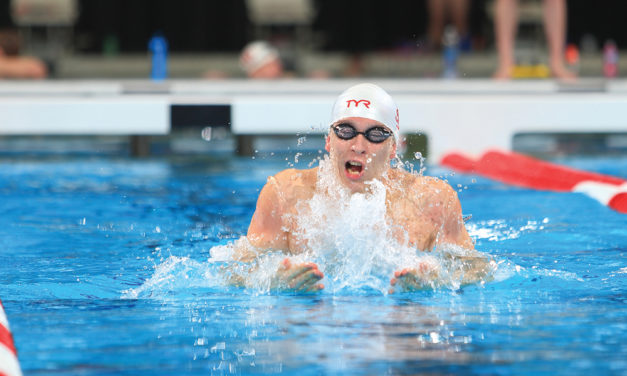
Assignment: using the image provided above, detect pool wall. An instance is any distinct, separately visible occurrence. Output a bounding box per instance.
[2,79,627,161]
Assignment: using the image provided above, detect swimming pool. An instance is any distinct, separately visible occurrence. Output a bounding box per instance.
[1,147,626,375]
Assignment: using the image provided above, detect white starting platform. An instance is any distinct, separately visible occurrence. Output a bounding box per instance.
[1,79,627,160]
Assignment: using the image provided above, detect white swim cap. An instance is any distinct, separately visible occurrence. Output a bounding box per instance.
[330,83,400,145]
[239,41,279,75]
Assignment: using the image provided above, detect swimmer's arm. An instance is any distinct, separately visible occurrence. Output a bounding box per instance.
[390,250,494,292]
[450,252,494,285]
[438,184,493,284]
[242,177,289,259]
[227,178,324,291]
[226,238,324,292]
[391,182,491,292]
[442,186,493,285]
[225,178,288,286]
[438,183,475,250]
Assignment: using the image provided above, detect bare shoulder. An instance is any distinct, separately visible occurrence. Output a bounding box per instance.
[390,169,457,199]
[269,167,318,194]
[265,167,318,203]
[247,167,317,250]
[419,175,458,198]
[272,167,318,186]
[389,169,472,248]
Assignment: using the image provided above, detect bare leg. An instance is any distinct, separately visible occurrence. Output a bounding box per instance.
[493,0,518,79]
[448,0,469,37]
[542,0,576,80]
[427,0,446,49]
[344,53,364,77]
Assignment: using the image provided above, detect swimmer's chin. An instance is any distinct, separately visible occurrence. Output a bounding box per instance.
[341,180,369,194]
[346,177,385,194]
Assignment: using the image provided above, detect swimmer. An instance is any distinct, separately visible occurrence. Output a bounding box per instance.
[239,41,284,79]
[0,29,47,79]
[231,83,491,293]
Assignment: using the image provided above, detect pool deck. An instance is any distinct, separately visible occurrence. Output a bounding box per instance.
[1,78,627,161]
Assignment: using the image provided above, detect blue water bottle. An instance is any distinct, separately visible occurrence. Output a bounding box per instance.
[148,34,168,81]
[442,26,459,79]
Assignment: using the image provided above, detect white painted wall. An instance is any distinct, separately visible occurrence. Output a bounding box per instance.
[1,79,626,161]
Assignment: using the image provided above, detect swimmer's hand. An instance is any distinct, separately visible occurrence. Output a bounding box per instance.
[272,258,324,293]
[389,262,440,293]
[389,253,495,293]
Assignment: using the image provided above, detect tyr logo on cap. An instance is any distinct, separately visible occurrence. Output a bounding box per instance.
[346,99,371,108]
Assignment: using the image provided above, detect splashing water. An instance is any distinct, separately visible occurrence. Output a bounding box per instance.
[128,156,499,298]
[122,256,226,299]
[255,157,493,294]
[285,156,420,293]
[391,151,426,177]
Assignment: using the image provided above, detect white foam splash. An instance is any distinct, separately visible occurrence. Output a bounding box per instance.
[122,255,225,299]
[235,157,494,294]
[467,218,549,242]
[127,156,497,297]
[282,157,417,293]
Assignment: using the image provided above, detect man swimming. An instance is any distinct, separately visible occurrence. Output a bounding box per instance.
[231,83,491,293]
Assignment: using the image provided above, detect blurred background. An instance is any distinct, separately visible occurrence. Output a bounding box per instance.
[1,0,626,80]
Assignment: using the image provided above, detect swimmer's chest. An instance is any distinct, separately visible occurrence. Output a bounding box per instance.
[281,192,441,253]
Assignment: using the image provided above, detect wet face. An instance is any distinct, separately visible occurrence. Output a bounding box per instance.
[325,117,397,193]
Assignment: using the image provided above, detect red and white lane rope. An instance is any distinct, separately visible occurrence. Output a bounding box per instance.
[441,149,627,214]
[0,299,22,376]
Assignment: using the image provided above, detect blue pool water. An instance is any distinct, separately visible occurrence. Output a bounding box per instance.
[1,150,626,375]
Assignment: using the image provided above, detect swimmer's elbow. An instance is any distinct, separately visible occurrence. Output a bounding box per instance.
[232,236,259,262]
[461,257,496,286]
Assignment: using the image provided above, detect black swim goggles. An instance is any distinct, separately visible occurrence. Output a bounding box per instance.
[331,123,393,144]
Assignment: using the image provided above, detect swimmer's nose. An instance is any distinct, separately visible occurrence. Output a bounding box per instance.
[350,134,368,154]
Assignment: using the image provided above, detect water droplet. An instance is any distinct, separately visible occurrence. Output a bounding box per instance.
[210,342,226,353]
[429,332,441,343]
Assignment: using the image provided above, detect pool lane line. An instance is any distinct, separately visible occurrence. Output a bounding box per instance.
[441,150,627,214]
[0,300,22,376]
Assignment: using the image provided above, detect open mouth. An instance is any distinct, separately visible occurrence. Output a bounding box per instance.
[345,161,364,179]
